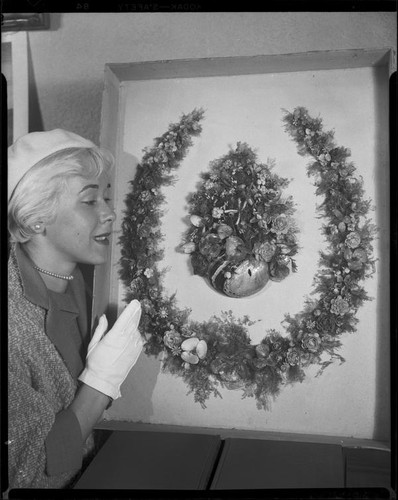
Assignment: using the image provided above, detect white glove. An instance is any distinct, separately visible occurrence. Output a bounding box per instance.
[78,299,143,400]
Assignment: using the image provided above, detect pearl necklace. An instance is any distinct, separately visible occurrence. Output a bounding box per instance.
[33,265,74,281]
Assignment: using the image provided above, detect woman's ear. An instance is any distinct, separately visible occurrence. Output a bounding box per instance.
[32,222,45,234]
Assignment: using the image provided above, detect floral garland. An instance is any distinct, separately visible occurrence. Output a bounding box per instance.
[180,143,300,297]
[119,107,376,410]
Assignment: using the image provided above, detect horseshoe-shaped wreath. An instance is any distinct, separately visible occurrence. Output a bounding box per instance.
[118,107,376,410]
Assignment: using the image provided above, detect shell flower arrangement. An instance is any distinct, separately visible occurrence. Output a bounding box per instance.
[180,143,300,298]
[118,106,377,410]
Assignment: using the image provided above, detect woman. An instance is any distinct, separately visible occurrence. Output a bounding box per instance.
[7,129,143,489]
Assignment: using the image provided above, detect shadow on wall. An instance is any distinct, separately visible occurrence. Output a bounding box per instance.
[32,79,104,143]
[101,149,162,422]
[27,15,62,134]
[27,14,101,140]
[372,65,391,443]
[27,35,44,132]
[48,13,62,31]
[103,345,162,422]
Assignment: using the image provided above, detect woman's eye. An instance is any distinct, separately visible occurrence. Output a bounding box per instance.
[104,198,112,204]
[83,200,97,205]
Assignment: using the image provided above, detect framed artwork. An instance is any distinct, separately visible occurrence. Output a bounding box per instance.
[96,49,392,441]
[1,31,29,146]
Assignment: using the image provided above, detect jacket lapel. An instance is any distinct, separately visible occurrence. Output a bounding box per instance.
[14,244,89,379]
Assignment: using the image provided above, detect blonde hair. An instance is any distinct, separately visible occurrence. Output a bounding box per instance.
[8,147,114,243]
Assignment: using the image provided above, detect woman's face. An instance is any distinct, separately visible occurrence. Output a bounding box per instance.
[42,171,116,267]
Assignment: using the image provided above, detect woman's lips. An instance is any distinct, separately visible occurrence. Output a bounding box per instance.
[94,233,111,245]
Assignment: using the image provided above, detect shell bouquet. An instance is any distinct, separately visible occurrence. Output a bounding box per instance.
[181,142,300,297]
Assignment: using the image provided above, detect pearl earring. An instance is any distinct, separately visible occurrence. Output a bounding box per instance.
[34,224,41,230]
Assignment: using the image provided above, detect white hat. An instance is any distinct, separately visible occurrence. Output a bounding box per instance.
[8,129,95,201]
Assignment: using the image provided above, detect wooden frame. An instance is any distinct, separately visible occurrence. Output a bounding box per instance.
[96,48,394,444]
[1,31,29,145]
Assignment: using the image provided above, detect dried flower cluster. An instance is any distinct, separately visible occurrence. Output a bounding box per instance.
[181,143,299,290]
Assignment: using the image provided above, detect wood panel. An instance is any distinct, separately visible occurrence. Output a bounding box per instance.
[344,447,391,488]
[210,438,345,489]
[74,430,221,490]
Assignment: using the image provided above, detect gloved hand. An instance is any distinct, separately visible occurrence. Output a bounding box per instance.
[78,299,143,400]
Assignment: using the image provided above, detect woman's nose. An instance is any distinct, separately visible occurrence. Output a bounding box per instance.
[100,205,116,223]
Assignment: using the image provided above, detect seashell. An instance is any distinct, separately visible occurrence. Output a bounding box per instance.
[255,344,270,357]
[352,247,367,263]
[190,215,204,227]
[332,209,342,218]
[225,236,247,259]
[223,380,245,390]
[200,233,221,247]
[181,351,199,364]
[270,188,282,201]
[348,260,363,271]
[209,257,269,298]
[276,255,291,267]
[196,340,208,359]
[199,233,222,259]
[338,222,346,233]
[181,337,200,352]
[269,262,290,282]
[182,242,196,253]
[219,370,244,390]
[217,224,233,240]
[344,248,353,260]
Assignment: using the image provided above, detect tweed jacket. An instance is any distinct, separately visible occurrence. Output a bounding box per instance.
[8,244,95,489]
